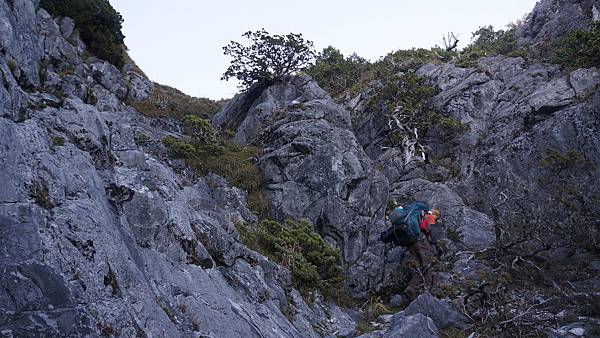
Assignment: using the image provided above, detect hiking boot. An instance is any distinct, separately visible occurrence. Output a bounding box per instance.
[403,287,417,302]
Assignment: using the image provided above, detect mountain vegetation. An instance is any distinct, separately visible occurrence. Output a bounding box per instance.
[129,83,225,119]
[40,0,127,67]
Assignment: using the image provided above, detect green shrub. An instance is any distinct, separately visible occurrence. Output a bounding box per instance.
[420,111,466,141]
[366,72,437,143]
[374,48,447,76]
[182,115,216,143]
[162,136,198,159]
[51,135,65,146]
[552,22,600,71]
[308,46,452,98]
[40,0,126,68]
[198,141,267,218]
[446,227,463,242]
[539,148,593,171]
[130,83,224,119]
[237,219,344,298]
[457,25,518,67]
[367,72,434,113]
[306,46,370,98]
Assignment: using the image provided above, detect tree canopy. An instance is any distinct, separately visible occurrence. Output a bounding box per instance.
[221,29,316,89]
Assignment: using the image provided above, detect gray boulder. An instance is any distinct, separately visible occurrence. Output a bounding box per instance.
[569,67,600,97]
[403,293,469,330]
[386,313,439,338]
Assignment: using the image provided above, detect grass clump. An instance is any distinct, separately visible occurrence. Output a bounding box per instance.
[237,219,344,299]
[162,115,268,217]
[552,22,600,71]
[130,83,224,119]
[40,0,126,68]
[51,135,65,146]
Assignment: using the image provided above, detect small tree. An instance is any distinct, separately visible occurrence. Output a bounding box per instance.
[221,29,316,89]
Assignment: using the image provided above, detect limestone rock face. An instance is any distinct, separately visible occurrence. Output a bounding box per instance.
[0,2,355,337]
[2,0,600,336]
[416,57,600,231]
[515,0,598,48]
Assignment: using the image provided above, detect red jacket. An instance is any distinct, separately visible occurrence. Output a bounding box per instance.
[419,214,437,238]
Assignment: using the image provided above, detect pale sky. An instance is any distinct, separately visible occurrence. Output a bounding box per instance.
[109,0,539,100]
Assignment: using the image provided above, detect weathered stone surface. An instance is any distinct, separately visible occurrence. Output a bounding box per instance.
[0,2,356,337]
[528,77,576,112]
[385,313,439,338]
[403,293,469,330]
[515,0,597,48]
[213,76,333,144]
[415,56,600,240]
[59,16,75,38]
[3,0,600,336]
[569,67,600,97]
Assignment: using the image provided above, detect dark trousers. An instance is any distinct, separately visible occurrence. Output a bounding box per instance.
[404,240,436,300]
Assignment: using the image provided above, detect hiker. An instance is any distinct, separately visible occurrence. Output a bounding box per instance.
[380,202,442,301]
[404,208,441,300]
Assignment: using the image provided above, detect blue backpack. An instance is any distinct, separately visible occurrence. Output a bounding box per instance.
[380,201,429,247]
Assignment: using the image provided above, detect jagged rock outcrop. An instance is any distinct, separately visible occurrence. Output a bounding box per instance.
[213,76,391,297]
[416,56,600,230]
[515,0,599,48]
[0,2,356,337]
[2,0,599,336]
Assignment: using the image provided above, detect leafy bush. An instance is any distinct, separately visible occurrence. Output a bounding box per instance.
[306,46,370,98]
[182,115,216,144]
[130,83,224,119]
[373,48,450,76]
[40,0,126,67]
[420,111,466,141]
[237,219,344,297]
[222,29,316,89]
[367,72,434,115]
[162,116,268,218]
[308,46,451,98]
[552,22,600,71]
[457,25,518,67]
